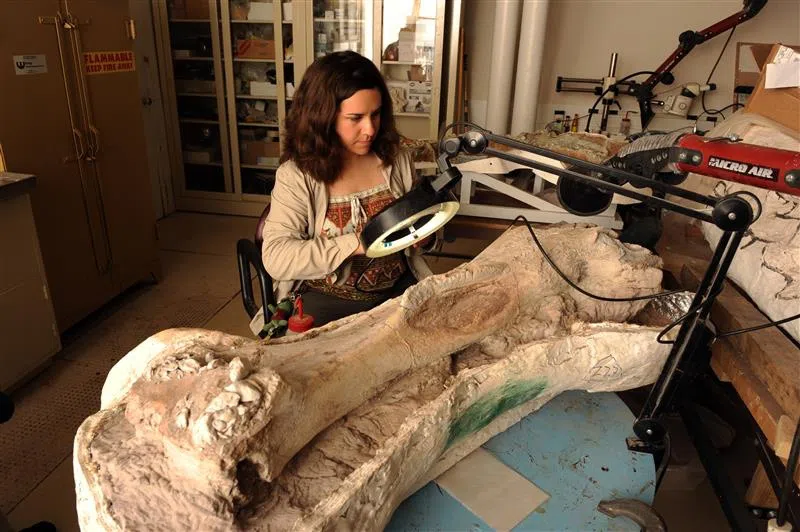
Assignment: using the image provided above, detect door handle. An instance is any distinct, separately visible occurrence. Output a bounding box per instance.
[65,12,101,160]
[88,125,101,159]
[63,128,88,163]
[63,8,113,274]
[141,96,154,106]
[48,14,86,164]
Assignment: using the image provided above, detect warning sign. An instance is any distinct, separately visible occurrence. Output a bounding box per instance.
[83,50,135,75]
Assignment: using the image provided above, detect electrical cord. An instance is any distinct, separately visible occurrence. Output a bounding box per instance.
[514,215,685,302]
[715,312,800,338]
[512,215,799,341]
[694,102,742,130]
[700,27,736,119]
[353,257,376,294]
[584,71,659,133]
[731,190,763,224]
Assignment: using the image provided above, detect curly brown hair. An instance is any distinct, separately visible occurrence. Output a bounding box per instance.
[281,51,400,183]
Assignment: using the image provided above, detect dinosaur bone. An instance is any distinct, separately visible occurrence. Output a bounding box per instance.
[74,225,671,530]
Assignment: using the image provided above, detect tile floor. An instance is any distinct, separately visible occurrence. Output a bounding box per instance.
[3,212,732,531]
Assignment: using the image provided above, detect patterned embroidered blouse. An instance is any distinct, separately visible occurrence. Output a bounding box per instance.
[304,183,407,300]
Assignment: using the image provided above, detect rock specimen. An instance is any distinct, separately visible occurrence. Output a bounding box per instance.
[74,224,674,530]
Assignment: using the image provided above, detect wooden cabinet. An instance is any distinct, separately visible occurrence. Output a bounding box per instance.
[154,0,451,215]
[0,174,61,390]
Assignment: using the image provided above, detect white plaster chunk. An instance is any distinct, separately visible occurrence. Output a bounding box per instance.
[229,357,250,382]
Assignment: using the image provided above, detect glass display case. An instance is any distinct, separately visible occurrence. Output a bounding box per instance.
[378,0,443,140]
[223,0,293,198]
[166,1,231,194]
[154,0,451,215]
[157,0,300,215]
[310,0,375,60]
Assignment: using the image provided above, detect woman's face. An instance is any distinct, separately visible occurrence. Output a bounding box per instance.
[336,88,381,156]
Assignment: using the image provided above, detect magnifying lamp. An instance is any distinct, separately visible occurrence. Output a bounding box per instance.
[361,150,464,258]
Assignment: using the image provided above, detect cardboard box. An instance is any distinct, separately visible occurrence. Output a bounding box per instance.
[185,0,210,20]
[744,43,800,133]
[236,39,276,59]
[184,150,214,164]
[231,2,249,20]
[170,0,187,19]
[241,140,281,166]
[175,79,216,94]
[408,80,432,95]
[406,93,431,114]
[250,81,277,97]
[248,1,273,20]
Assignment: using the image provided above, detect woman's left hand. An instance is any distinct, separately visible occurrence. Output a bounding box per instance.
[412,235,433,250]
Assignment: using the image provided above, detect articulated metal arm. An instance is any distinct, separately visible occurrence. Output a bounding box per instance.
[436,130,761,232]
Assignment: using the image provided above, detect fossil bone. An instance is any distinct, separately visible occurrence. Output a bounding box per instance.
[74,225,672,530]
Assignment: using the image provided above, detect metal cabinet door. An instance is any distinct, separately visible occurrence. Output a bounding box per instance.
[55,0,161,293]
[0,0,118,330]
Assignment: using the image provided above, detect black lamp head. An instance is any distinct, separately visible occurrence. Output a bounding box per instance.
[360,181,459,258]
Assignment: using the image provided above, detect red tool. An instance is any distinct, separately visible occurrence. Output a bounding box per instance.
[287,295,314,334]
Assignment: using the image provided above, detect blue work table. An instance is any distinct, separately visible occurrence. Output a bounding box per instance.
[387,390,655,531]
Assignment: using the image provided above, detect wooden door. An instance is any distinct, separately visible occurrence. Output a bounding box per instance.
[0,0,117,330]
[60,0,161,292]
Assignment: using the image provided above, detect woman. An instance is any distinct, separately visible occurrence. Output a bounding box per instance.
[261,51,433,327]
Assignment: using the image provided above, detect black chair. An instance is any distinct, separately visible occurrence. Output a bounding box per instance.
[236,204,276,320]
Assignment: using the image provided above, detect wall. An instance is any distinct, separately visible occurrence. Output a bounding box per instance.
[464,0,800,134]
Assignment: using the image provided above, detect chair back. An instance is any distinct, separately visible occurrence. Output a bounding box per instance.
[254,203,271,246]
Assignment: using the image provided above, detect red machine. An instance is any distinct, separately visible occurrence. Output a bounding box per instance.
[674,134,800,195]
[569,131,800,217]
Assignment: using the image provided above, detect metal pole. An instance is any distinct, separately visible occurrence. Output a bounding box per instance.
[634,230,745,441]
[777,418,800,527]
[599,52,618,132]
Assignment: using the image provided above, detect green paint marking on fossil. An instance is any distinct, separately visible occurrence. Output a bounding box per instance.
[447,379,547,447]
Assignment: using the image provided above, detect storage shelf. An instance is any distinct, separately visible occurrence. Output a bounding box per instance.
[180,118,219,124]
[236,94,278,100]
[238,122,279,128]
[163,1,444,217]
[382,60,430,66]
[313,18,364,23]
[184,161,224,167]
[241,164,278,170]
[234,57,276,63]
